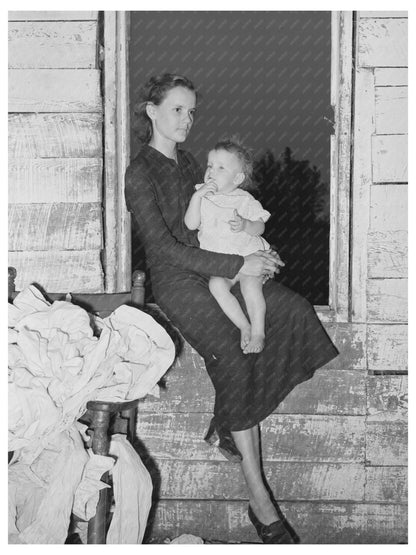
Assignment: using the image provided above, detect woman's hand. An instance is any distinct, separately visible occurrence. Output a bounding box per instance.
[240,249,285,277]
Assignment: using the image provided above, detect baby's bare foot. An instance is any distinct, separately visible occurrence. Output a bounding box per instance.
[243,334,265,354]
[240,326,251,351]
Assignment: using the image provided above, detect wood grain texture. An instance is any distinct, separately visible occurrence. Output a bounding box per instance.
[372,136,408,183]
[367,231,407,278]
[370,185,407,230]
[8,203,102,251]
[366,420,407,465]
[375,87,407,134]
[367,375,408,422]
[367,324,407,371]
[374,67,407,86]
[359,12,408,18]
[8,250,104,293]
[136,413,365,463]
[9,69,102,112]
[365,467,407,504]
[141,364,367,416]
[322,322,366,369]
[152,460,365,502]
[8,113,102,158]
[8,11,99,21]
[358,18,408,67]
[367,279,407,323]
[329,12,353,320]
[148,500,407,544]
[8,21,98,69]
[8,158,102,203]
[351,68,374,322]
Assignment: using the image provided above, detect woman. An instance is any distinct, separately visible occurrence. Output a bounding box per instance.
[125,73,338,544]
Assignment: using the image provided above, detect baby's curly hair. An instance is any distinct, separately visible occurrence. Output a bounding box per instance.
[212,136,254,191]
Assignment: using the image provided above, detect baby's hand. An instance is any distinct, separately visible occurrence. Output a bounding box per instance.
[195,180,218,197]
[228,209,246,232]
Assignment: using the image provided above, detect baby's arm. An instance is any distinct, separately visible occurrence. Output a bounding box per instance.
[184,182,218,230]
[228,210,265,236]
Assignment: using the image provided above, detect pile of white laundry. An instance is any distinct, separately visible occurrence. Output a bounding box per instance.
[8,285,175,544]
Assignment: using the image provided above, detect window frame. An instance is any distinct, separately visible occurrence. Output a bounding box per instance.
[104,11,354,322]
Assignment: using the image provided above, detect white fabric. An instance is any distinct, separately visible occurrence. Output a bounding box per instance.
[8,286,174,543]
[106,435,153,544]
[72,452,114,521]
[197,188,271,256]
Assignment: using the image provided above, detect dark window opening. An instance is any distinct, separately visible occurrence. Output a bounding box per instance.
[129,11,331,305]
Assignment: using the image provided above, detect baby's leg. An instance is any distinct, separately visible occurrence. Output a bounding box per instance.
[209,276,251,350]
[239,275,266,354]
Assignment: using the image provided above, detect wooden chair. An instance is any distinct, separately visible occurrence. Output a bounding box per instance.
[8,267,148,544]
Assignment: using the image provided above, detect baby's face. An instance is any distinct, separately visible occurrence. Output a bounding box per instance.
[204,149,244,194]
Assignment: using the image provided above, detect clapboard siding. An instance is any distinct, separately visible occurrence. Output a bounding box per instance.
[375,87,407,134]
[365,467,407,504]
[322,323,366,369]
[358,18,407,67]
[367,375,408,421]
[367,231,407,278]
[367,279,407,322]
[9,69,102,112]
[8,203,102,251]
[142,367,367,416]
[366,421,407,466]
[148,500,407,544]
[359,12,408,18]
[150,460,407,505]
[371,136,408,183]
[8,21,98,69]
[137,413,366,463]
[8,158,102,203]
[367,324,408,372]
[8,113,102,158]
[370,185,407,230]
[155,460,365,501]
[8,11,99,21]
[374,68,407,86]
[8,250,104,293]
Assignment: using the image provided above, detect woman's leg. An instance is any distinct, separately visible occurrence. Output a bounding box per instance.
[231,425,279,525]
[209,276,251,350]
[239,275,266,354]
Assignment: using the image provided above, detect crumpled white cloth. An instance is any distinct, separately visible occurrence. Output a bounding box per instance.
[9,285,174,543]
[106,435,153,544]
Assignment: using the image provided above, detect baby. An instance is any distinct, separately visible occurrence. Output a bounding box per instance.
[184,138,271,354]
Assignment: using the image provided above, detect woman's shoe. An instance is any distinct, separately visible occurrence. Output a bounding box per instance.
[248,505,295,544]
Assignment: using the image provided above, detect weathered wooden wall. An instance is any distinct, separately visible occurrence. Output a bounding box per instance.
[8,11,104,292]
[7,10,407,544]
[138,323,407,543]
[134,11,408,544]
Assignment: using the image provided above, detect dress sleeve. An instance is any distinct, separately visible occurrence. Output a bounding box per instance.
[246,196,271,223]
[125,162,244,279]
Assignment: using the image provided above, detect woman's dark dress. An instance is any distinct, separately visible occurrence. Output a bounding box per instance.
[125,144,338,438]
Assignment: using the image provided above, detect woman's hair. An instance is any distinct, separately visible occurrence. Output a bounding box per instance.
[132,73,198,144]
[213,136,254,191]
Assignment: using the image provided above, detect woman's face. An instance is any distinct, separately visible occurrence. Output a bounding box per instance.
[147,86,197,146]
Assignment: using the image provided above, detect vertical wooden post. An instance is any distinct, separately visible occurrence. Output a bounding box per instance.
[103,11,131,293]
[116,12,132,291]
[87,409,111,544]
[329,11,353,322]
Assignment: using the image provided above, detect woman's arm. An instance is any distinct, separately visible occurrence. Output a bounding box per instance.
[125,163,243,279]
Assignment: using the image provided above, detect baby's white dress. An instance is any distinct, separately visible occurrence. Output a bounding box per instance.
[197,188,271,256]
